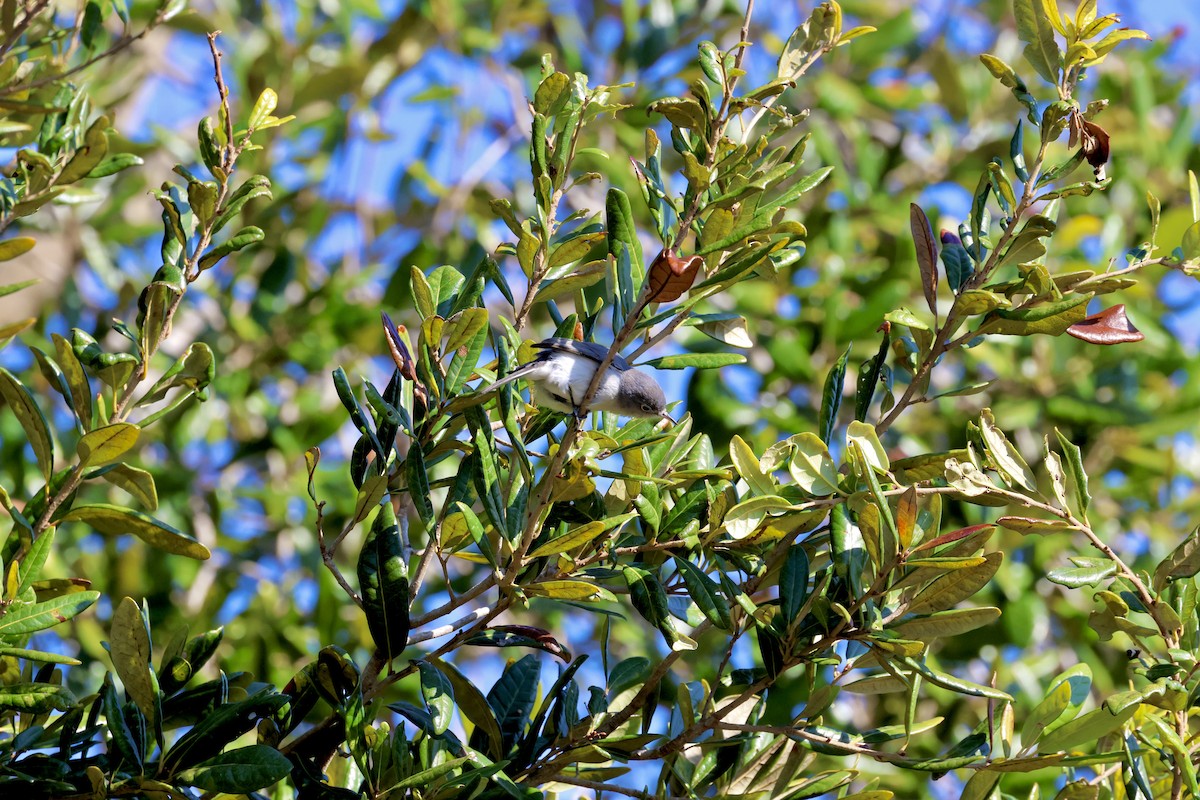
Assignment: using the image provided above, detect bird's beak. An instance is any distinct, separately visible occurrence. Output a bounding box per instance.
[659,411,676,427]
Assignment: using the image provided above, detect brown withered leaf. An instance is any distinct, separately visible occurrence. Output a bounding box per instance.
[381,311,428,412]
[1066,304,1144,345]
[1079,119,1110,180]
[910,203,939,316]
[646,248,704,303]
[382,312,417,380]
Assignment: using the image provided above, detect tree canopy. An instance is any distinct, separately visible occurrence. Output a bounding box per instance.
[2,1,1200,798]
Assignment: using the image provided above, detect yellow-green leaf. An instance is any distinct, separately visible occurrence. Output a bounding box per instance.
[59,504,210,560]
[110,596,157,727]
[99,464,158,511]
[525,580,605,600]
[907,552,1002,614]
[891,607,1001,641]
[0,237,35,261]
[77,423,139,468]
[528,521,608,559]
[0,367,54,479]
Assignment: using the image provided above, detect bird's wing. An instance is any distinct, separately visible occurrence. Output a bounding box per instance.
[534,337,631,371]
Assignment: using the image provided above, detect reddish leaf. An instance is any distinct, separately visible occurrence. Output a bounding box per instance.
[1066,304,1144,345]
[911,523,995,553]
[463,625,572,663]
[910,203,939,316]
[646,249,703,303]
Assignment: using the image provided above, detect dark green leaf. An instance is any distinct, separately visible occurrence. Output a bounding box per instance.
[818,346,850,444]
[673,557,732,631]
[177,745,292,792]
[357,502,410,660]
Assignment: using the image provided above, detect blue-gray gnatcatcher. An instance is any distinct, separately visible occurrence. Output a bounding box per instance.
[488,337,669,419]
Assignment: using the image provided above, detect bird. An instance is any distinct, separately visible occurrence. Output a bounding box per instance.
[487,337,669,419]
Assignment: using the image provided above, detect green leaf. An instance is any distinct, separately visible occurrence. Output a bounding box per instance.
[996,515,1075,534]
[248,88,279,129]
[110,596,157,728]
[984,293,1092,336]
[162,689,290,773]
[0,367,54,479]
[77,423,139,468]
[56,116,109,185]
[606,187,642,318]
[884,307,931,332]
[88,153,144,178]
[406,443,435,530]
[1014,0,1062,84]
[979,54,1039,122]
[941,237,973,293]
[14,526,54,597]
[1038,700,1139,753]
[0,645,80,665]
[528,521,607,559]
[891,607,1001,641]
[524,580,606,601]
[0,682,76,712]
[533,72,571,116]
[642,352,746,370]
[417,659,455,735]
[979,408,1036,492]
[687,313,753,348]
[486,655,540,750]
[99,463,159,511]
[546,234,605,273]
[533,260,607,303]
[901,656,1012,701]
[357,502,410,660]
[138,342,215,405]
[788,433,840,497]
[59,504,210,559]
[819,346,850,444]
[648,97,707,130]
[673,557,732,631]
[0,591,100,636]
[1054,428,1091,516]
[779,545,810,625]
[177,745,292,792]
[1022,664,1092,746]
[1046,563,1115,588]
[197,227,265,271]
[0,278,36,301]
[1154,525,1200,591]
[846,420,889,474]
[429,656,503,758]
[730,435,773,496]
[624,565,687,650]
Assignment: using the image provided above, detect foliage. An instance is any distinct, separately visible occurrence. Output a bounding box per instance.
[1,0,1199,798]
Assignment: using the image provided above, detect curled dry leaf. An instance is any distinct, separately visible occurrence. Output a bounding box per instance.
[1066,304,1144,345]
[646,248,704,303]
[1072,114,1111,181]
[381,311,428,409]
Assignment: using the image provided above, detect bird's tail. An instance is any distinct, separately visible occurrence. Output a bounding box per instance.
[484,363,539,392]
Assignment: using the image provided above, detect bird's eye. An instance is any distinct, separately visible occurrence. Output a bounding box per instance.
[641,403,654,412]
